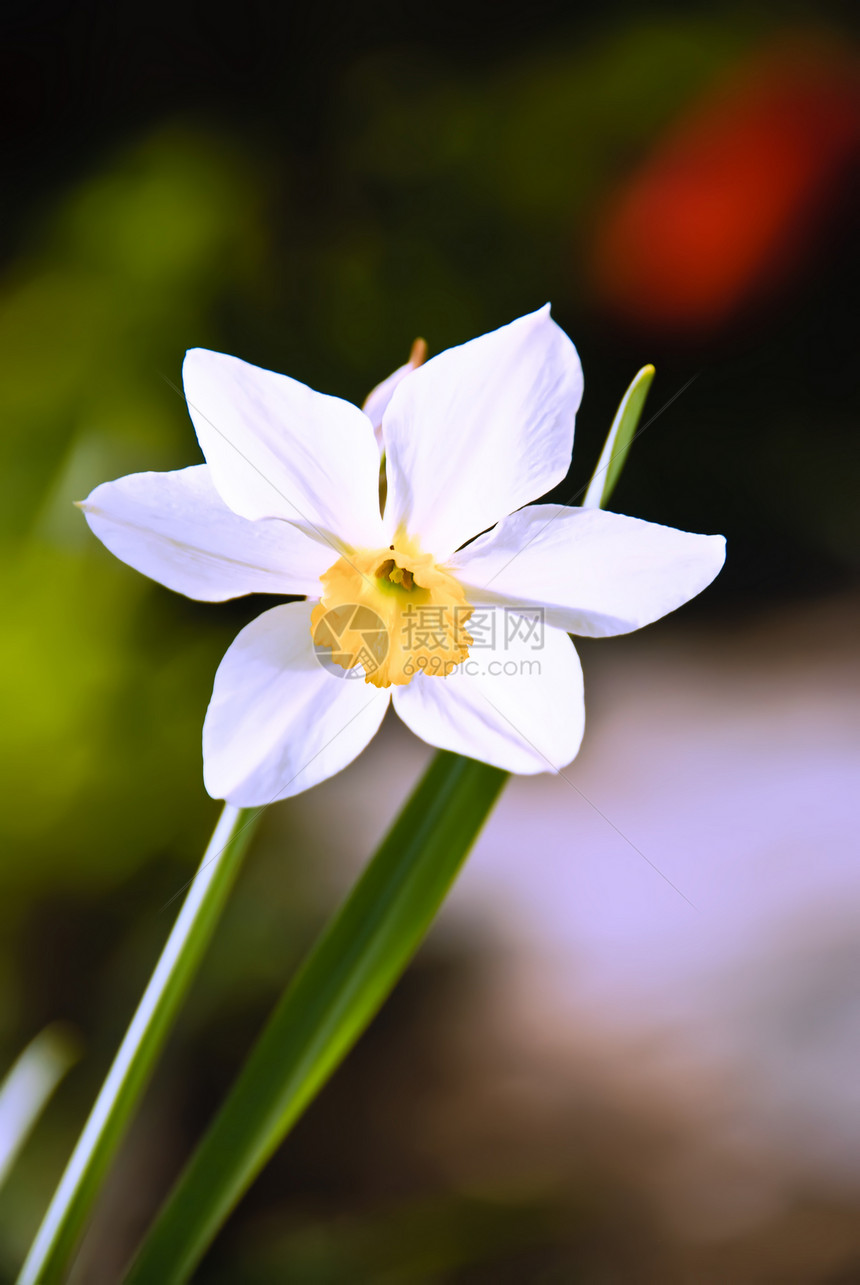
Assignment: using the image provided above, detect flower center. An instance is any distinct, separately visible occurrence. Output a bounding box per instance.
[310,536,473,688]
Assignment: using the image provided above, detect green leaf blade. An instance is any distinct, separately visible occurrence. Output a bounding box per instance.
[126,752,508,1284]
[583,364,655,510]
[0,1025,80,1194]
[18,805,262,1285]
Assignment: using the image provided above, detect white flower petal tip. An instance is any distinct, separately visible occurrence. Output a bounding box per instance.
[203,602,391,806]
[182,347,385,549]
[362,337,428,453]
[450,506,726,637]
[381,305,584,558]
[393,616,585,775]
[80,466,333,601]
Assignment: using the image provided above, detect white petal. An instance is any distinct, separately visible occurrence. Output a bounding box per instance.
[183,348,385,549]
[80,466,333,600]
[449,505,726,636]
[203,602,390,805]
[362,339,427,453]
[381,306,583,558]
[393,614,584,774]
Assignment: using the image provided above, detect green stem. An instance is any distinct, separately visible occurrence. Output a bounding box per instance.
[18,804,263,1285]
[126,752,508,1283]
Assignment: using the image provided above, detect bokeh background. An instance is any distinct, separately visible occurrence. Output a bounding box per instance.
[1,1,859,1280]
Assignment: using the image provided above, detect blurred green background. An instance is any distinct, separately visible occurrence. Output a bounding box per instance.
[0,1,858,1281]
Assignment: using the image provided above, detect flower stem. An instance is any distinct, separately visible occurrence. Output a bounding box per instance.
[126,752,508,1283]
[17,804,263,1285]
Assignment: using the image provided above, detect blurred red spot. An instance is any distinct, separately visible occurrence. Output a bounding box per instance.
[592,42,860,331]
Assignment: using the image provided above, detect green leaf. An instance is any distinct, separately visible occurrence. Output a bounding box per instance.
[126,752,508,1283]
[18,805,262,1285]
[583,364,655,509]
[0,1025,80,1193]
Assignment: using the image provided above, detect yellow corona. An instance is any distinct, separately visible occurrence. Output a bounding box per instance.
[311,535,473,687]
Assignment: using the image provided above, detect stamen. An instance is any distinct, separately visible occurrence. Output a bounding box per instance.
[375,558,416,591]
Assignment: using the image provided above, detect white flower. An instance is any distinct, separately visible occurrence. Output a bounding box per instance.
[80,306,725,805]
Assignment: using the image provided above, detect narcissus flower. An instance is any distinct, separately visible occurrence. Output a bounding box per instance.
[81,307,725,805]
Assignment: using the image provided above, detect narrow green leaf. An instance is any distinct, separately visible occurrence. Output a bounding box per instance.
[583,364,655,509]
[18,804,262,1285]
[126,752,508,1283]
[0,1025,80,1193]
